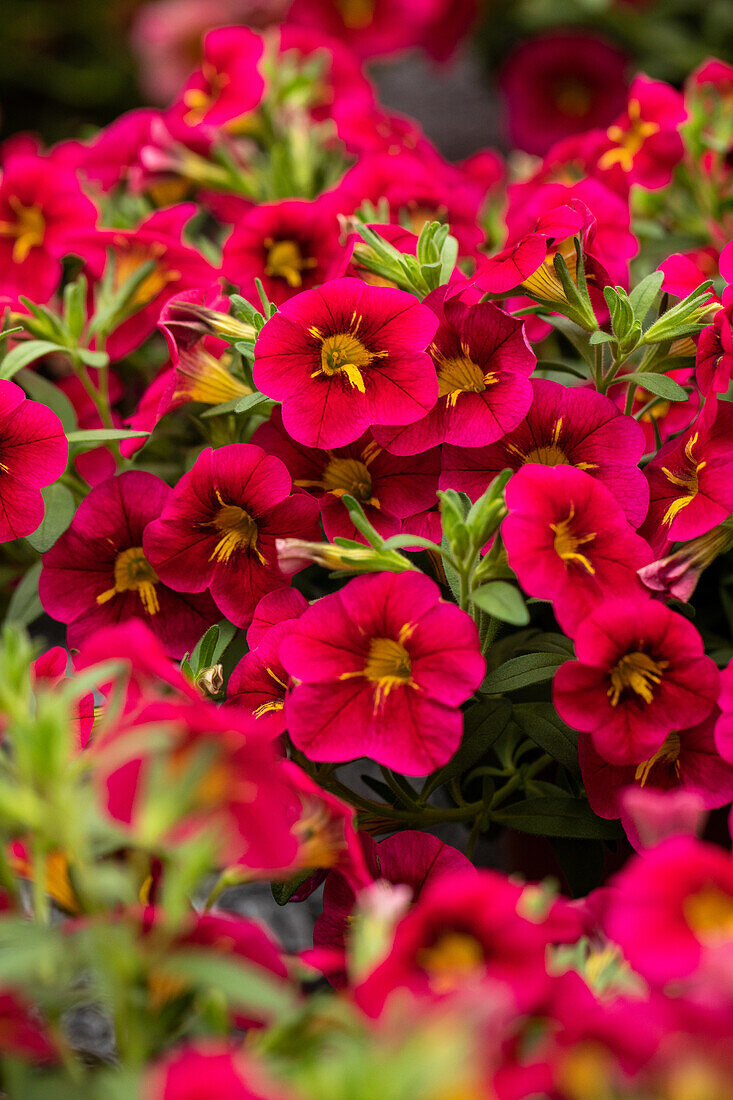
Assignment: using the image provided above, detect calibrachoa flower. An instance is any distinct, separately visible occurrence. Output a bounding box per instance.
[441,378,649,527]
[502,465,652,636]
[144,444,320,628]
[580,709,733,823]
[252,408,440,543]
[553,599,720,766]
[0,153,100,305]
[597,75,687,189]
[165,25,265,136]
[280,571,485,774]
[39,472,218,658]
[499,32,628,157]
[605,836,733,985]
[371,287,535,454]
[221,197,346,306]
[0,379,68,541]
[253,278,439,449]
[639,399,733,554]
[143,1043,292,1100]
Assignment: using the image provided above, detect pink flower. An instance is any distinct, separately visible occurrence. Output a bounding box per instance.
[639,400,733,555]
[246,588,309,648]
[39,472,218,658]
[441,378,649,528]
[580,708,733,822]
[143,444,320,628]
[597,75,687,189]
[605,836,733,985]
[252,408,440,543]
[0,380,68,541]
[280,571,484,773]
[503,465,652,636]
[371,287,535,454]
[253,278,439,449]
[620,787,707,851]
[499,32,628,157]
[143,1042,292,1099]
[32,647,94,750]
[553,599,720,766]
[164,26,265,137]
[221,197,347,306]
[0,153,99,305]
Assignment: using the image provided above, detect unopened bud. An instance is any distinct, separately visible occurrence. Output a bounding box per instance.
[275,539,415,576]
[195,664,224,698]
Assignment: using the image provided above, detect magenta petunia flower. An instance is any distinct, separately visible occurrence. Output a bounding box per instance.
[639,399,733,554]
[39,472,218,659]
[280,571,484,774]
[0,380,68,541]
[371,287,535,454]
[143,444,321,628]
[253,278,439,450]
[553,599,720,766]
[580,708,733,825]
[502,465,652,636]
[441,378,649,527]
[605,836,733,985]
[144,1042,287,1100]
[252,407,440,543]
[0,153,100,305]
[597,75,687,190]
[221,197,347,306]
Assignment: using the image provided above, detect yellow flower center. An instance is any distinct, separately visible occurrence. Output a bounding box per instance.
[96,547,160,616]
[0,196,46,263]
[321,456,374,501]
[434,343,496,408]
[113,239,179,308]
[183,63,229,126]
[522,238,578,303]
[553,78,593,118]
[550,505,596,575]
[417,932,484,995]
[607,651,669,707]
[253,667,288,719]
[209,497,266,566]
[363,635,413,711]
[309,321,386,393]
[661,433,706,526]
[598,99,660,173]
[336,0,375,28]
[264,238,317,289]
[635,731,682,786]
[684,883,733,944]
[506,417,598,471]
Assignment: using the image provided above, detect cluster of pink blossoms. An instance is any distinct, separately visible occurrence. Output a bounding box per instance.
[1,13,733,1097]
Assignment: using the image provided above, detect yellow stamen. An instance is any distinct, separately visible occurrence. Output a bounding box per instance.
[264,238,317,288]
[634,731,681,786]
[311,329,384,393]
[661,433,706,526]
[417,932,484,995]
[0,197,45,263]
[208,495,266,565]
[598,99,660,172]
[433,342,496,408]
[96,547,160,616]
[684,884,733,943]
[550,505,596,574]
[182,63,230,126]
[607,651,668,706]
[319,455,377,504]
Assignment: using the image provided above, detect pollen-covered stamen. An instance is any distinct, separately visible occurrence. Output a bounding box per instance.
[417,932,484,994]
[264,238,317,288]
[209,496,267,566]
[607,651,669,706]
[661,433,706,525]
[550,505,597,574]
[96,547,160,616]
[311,328,380,393]
[0,196,45,263]
[598,99,660,172]
[434,343,496,408]
[362,630,414,712]
[634,731,682,786]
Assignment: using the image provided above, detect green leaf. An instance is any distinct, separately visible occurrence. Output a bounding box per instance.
[512,702,580,775]
[471,581,529,625]
[5,562,43,627]
[0,340,68,381]
[623,372,688,401]
[493,796,623,839]
[422,699,512,797]
[158,950,298,1020]
[76,348,110,369]
[200,391,272,419]
[25,483,75,553]
[628,270,664,322]
[271,869,316,906]
[65,428,149,446]
[588,330,616,346]
[16,370,77,432]
[480,652,565,694]
[521,632,575,657]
